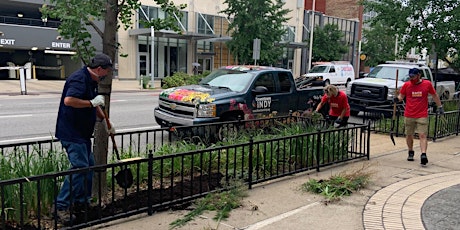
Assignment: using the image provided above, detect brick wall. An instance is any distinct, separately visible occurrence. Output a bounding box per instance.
[304,0,326,14]
[325,0,360,19]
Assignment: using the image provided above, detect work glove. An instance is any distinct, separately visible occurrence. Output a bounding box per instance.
[335,118,342,125]
[392,97,399,103]
[108,121,116,135]
[437,106,445,115]
[90,95,105,107]
[334,118,342,128]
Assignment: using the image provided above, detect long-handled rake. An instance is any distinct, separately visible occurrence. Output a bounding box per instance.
[96,106,134,189]
[390,69,399,145]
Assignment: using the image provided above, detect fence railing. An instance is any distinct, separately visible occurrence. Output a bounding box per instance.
[363,99,460,141]
[0,116,370,229]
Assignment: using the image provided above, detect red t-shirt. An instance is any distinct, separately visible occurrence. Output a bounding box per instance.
[321,91,350,117]
[400,80,436,118]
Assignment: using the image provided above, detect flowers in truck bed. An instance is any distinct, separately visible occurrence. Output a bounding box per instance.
[160,88,215,103]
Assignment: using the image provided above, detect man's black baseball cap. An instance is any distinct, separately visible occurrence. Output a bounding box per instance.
[408,68,420,77]
[88,53,113,69]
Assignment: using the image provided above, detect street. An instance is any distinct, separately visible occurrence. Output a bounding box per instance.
[0,89,362,144]
[0,91,160,144]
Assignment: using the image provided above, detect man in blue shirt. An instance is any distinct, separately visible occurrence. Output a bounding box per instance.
[54,53,115,223]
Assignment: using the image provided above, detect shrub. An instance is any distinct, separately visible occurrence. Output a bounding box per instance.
[161,71,210,89]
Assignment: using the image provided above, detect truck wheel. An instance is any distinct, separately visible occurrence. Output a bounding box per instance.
[324,79,330,86]
[218,116,240,141]
[346,79,351,87]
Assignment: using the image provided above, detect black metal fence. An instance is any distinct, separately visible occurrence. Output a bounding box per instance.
[0,116,370,229]
[363,100,460,141]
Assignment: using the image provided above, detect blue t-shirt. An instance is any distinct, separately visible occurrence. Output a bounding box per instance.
[55,67,98,142]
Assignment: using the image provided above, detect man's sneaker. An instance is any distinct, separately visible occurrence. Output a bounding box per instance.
[407,150,415,161]
[421,153,428,165]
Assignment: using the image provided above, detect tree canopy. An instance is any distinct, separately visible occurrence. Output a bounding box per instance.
[362,22,397,67]
[361,0,460,70]
[220,0,291,65]
[310,24,348,62]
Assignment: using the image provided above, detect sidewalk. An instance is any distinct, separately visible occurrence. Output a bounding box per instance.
[90,134,460,230]
[0,78,160,96]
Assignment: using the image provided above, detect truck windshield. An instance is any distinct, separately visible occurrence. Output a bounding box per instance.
[309,65,328,73]
[367,66,411,81]
[200,69,253,92]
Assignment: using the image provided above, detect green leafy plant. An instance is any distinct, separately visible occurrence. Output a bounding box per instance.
[169,180,247,229]
[302,164,373,202]
[161,71,209,89]
[0,146,68,223]
[140,75,152,89]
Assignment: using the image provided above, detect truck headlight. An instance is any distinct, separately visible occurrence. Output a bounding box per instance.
[387,88,397,100]
[346,83,352,95]
[197,104,216,117]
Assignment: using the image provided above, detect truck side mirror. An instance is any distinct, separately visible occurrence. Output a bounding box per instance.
[252,86,268,94]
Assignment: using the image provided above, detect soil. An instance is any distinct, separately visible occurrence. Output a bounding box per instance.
[5,173,224,229]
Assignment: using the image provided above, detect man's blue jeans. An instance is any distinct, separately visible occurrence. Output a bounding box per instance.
[56,139,95,210]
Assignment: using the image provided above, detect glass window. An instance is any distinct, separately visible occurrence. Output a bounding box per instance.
[282,26,295,42]
[177,40,187,73]
[278,72,292,93]
[197,40,213,53]
[197,13,214,35]
[254,73,275,93]
[139,5,187,30]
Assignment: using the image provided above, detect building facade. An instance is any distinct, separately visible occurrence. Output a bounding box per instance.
[1,0,361,80]
[118,0,308,79]
[0,0,95,79]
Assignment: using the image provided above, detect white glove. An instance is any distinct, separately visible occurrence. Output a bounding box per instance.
[108,121,116,135]
[90,95,105,107]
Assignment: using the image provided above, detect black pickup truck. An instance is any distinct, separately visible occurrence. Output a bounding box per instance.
[154,65,325,127]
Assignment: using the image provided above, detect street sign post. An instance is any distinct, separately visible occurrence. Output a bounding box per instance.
[253,38,261,65]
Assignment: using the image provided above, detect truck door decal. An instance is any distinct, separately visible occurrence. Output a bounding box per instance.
[252,97,272,112]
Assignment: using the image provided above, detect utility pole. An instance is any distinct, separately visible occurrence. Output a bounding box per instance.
[307,0,316,72]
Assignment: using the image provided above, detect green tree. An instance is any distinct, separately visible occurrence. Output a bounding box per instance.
[362,22,397,67]
[360,0,460,71]
[41,0,185,195]
[310,24,348,62]
[220,0,291,65]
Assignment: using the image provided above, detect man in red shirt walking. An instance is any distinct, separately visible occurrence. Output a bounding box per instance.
[395,68,444,165]
[315,85,350,128]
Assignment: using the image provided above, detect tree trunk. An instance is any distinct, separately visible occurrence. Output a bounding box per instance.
[92,0,118,199]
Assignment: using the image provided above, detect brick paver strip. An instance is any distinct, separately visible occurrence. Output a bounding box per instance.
[363,171,460,230]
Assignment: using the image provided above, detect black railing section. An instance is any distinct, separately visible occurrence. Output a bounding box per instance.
[0,16,61,28]
[362,99,460,141]
[0,116,370,229]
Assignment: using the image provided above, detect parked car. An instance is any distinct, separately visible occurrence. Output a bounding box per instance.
[154,65,325,127]
[346,61,456,116]
[301,61,355,87]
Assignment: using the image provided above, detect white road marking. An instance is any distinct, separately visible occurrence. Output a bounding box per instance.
[0,114,33,119]
[243,202,320,230]
[0,136,55,144]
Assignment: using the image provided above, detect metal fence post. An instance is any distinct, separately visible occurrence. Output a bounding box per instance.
[248,138,253,190]
[367,122,371,160]
[456,107,460,136]
[147,150,153,215]
[316,130,321,172]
